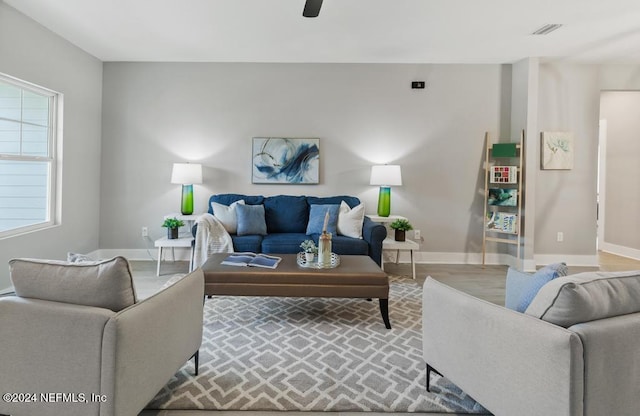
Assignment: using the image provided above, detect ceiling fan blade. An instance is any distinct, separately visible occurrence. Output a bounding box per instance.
[303,0,323,17]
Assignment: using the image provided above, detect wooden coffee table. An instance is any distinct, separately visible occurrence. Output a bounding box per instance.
[201,253,391,328]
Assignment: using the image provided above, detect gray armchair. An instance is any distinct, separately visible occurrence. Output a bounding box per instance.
[0,257,204,416]
[422,271,640,416]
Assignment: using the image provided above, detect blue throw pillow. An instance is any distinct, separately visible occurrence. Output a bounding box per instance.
[264,195,309,233]
[236,204,267,236]
[505,263,568,312]
[306,204,339,235]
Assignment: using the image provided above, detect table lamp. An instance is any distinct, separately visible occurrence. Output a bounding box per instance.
[370,165,402,217]
[171,163,203,215]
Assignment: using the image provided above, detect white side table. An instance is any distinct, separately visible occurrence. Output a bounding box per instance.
[157,213,200,276]
[154,236,195,276]
[367,214,419,280]
[380,237,419,279]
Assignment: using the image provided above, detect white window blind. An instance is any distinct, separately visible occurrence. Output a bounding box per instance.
[0,74,59,236]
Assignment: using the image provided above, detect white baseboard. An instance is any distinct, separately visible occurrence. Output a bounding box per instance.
[88,248,192,262]
[413,251,513,265]
[600,242,640,261]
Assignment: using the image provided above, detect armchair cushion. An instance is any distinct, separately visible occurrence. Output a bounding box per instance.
[9,256,136,312]
[526,270,640,327]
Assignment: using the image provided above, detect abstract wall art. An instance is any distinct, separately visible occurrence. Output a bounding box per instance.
[252,137,320,184]
[541,131,574,170]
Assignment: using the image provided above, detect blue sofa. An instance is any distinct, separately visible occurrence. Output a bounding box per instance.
[208,194,387,266]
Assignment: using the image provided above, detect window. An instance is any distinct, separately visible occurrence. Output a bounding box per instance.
[0,73,60,237]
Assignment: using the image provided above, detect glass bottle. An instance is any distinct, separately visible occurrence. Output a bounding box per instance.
[318,231,332,267]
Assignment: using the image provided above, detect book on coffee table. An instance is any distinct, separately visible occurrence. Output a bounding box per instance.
[221,253,282,269]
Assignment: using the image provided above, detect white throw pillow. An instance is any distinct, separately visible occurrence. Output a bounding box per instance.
[211,199,245,234]
[337,201,365,239]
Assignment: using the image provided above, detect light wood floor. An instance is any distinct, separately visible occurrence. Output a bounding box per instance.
[137,251,640,416]
[135,251,640,303]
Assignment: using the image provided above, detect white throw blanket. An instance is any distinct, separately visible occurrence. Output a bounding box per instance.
[193,213,234,268]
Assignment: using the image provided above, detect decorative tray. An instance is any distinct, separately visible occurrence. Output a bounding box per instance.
[296,252,340,269]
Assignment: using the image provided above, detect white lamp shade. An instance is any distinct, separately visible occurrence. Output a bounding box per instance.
[171,163,203,185]
[370,165,402,186]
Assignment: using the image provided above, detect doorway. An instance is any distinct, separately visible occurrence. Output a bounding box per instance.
[598,91,640,260]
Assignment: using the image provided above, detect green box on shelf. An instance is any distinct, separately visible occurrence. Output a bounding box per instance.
[492,143,518,158]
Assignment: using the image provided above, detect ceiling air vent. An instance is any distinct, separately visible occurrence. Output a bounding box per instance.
[532,24,563,35]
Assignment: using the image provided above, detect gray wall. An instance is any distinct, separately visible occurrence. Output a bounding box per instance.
[100,63,509,256]
[600,91,640,251]
[535,63,640,262]
[509,58,539,269]
[5,3,638,276]
[536,63,600,258]
[0,3,103,288]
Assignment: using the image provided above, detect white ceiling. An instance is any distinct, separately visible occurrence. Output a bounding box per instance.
[6,0,640,63]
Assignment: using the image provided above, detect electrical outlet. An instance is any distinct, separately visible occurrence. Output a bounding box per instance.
[557,231,563,242]
[414,229,421,240]
[141,227,148,237]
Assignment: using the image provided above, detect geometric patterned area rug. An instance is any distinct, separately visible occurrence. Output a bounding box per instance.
[147,276,490,414]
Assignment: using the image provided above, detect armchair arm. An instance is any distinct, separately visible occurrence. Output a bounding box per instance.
[570,313,640,416]
[422,277,584,416]
[362,216,387,266]
[0,297,115,416]
[100,269,204,416]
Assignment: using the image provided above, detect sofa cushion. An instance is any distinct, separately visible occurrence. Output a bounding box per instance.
[307,195,360,209]
[209,194,264,214]
[505,263,568,312]
[262,233,309,254]
[330,235,369,255]
[231,234,263,253]
[525,270,640,327]
[306,204,339,235]
[9,256,136,312]
[337,201,365,239]
[211,199,245,234]
[236,204,267,236]
[264,195,309,233]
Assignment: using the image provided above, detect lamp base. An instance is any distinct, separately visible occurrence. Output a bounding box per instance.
[181,184,194,215]
[377,186,391,217]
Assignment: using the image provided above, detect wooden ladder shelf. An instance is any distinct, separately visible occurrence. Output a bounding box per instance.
[482,130,525,265]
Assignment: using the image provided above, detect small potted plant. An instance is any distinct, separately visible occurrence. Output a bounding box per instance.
[300,239,318,262]
[162,217,185,240]
[390,218,413,242]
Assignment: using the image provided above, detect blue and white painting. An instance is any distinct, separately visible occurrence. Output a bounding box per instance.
[252,138,320,184]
